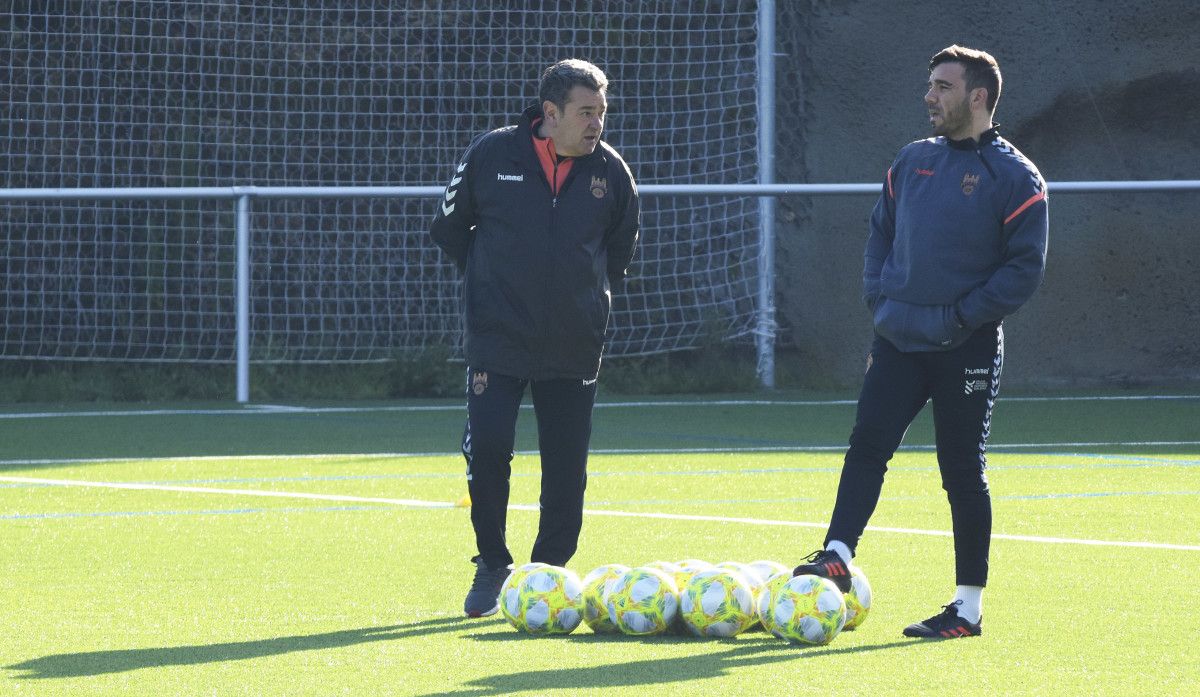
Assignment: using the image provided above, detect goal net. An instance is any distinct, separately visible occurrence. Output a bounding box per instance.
[1,1,762,363]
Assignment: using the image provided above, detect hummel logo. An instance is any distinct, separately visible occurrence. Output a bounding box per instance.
[497,173,524,181]
[441,161,467,216]
[582,378,597,386]
[915,168,935,176]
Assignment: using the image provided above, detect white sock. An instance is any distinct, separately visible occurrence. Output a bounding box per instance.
[826,540,853,565]
[952,585,983,624]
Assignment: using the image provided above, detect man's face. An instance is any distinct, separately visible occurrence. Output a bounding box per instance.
[925,62,974,139]
[543,86,606,156]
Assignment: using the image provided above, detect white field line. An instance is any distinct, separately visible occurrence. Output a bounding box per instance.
[3,475,1197,552]
[0,393,1197,419]
[0,475,453,509]
[2,439,1199,468]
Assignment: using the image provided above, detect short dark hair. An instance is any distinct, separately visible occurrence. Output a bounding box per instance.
[930,45,1002,114]
[538,59,608,113]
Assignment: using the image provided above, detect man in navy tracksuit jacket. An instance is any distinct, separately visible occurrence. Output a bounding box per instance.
[429,59,640,617]
[794,46,1048,639]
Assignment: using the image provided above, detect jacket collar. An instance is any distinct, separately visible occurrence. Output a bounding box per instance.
[945,123,1000,150]
[518,104,543,138]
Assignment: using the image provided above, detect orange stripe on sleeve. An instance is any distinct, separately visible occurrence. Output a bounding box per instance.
[886,167,894,199]
[1004,191,1045,225]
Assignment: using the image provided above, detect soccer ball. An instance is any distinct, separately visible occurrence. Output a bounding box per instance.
[679,568,757,637]
[764,574,846,645]
[580,563,630,633]
[715,561,766,588]
[747,560,790,586]
[755,570,793,633]
[500,565,585,635]
[659,559,713,634]
[672,559,715,588]
[643,560,683,580]
[605,566,679,635]
[843,565,873,631]
[674,558,715,571]
[502,561,550,591]
[741,560,788,630]
[497,562,548,616]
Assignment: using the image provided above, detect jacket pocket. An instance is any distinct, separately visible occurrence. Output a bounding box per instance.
[873,297,971,350]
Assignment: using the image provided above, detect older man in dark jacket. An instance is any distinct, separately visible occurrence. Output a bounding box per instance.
[430,58,640,618]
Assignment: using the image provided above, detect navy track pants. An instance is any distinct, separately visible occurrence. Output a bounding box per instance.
[461,368,597,569]
[825,324,1004,586]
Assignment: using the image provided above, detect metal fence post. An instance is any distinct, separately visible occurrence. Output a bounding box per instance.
[236,193,251,403]
[756,0,778,388]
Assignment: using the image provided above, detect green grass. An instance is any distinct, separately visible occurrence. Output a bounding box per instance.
[2,392,1198,695]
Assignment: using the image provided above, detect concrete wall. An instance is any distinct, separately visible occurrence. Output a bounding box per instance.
[774,0,1200,390]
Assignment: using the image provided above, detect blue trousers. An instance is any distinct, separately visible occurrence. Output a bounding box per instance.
[826,324,1004,586]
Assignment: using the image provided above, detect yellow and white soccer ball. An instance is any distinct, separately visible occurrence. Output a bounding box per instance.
[755,570,793,634]
[672,559,715,590]
[843,565,873,631]
[500,564,585,635]
[674,558,715,572]
[643,560,683,581]
[715,561,766,588]
[497,562,548,615]
[741,560,789,629]
[504,561,549,587]
[763,573,846,645]
[580,563,630,633]
[747,560,790,586]
[604,566,679,635]
[678,568,757,637]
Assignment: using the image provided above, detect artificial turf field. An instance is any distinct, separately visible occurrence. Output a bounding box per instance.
[2,391,1198,695]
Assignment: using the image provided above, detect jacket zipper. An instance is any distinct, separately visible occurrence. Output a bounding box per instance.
[975,144,996,178]
[550,143,561,207]
[541,143,559,376]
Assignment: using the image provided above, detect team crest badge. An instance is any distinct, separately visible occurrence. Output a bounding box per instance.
[590,176,608,199]
[472,371,488,395]
[961,173,980,196]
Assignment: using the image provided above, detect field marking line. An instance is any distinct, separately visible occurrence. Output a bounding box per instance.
[592,441,1200,454]
[0,475,453,509]
[4,440,1200,468]
[4,475,1197,552]
[572,509,1200,551]
[1,393,1197,419]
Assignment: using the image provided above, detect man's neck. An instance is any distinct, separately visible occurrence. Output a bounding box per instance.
[951,118,994,143]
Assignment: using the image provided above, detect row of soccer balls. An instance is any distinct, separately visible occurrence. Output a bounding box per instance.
[499,559,873,645]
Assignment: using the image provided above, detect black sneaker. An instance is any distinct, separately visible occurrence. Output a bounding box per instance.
[792,549,852,593]
[902,601,982,638]
[463,557,510,618]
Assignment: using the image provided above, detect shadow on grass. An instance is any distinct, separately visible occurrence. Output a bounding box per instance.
[8,614,937,692]
[415,636,928,696]
[5,616,479,679]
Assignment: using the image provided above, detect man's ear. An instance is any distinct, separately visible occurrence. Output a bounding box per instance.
[970,87,988,110]
[542,100,559,122]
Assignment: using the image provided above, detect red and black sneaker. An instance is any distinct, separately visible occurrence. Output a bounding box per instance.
[791,549,852,593]
[902,601,982,638]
